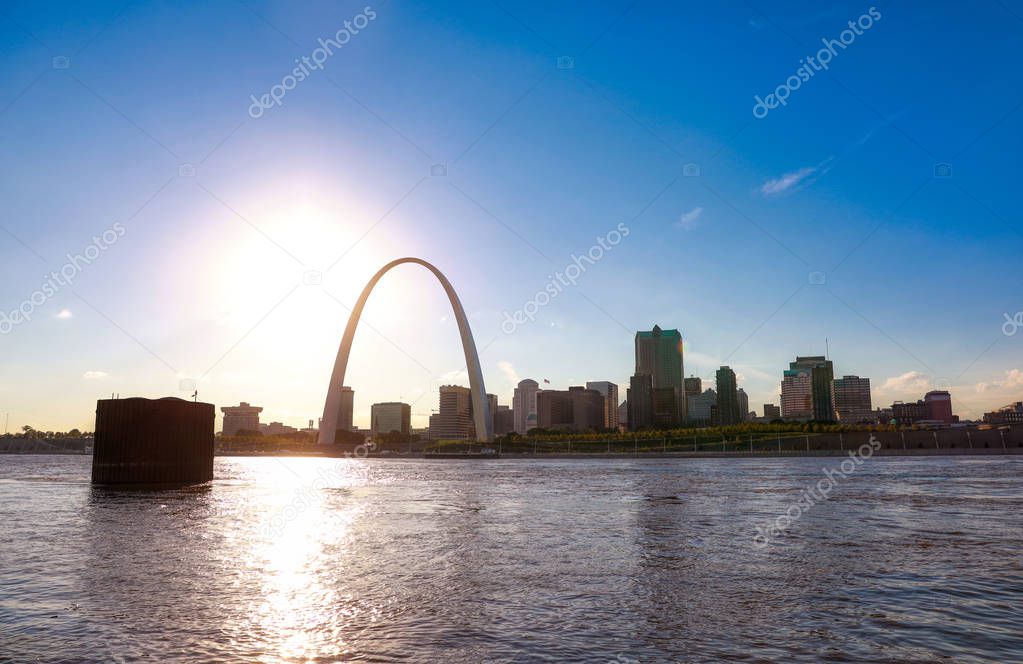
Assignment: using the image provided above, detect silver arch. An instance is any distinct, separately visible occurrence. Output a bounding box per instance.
[317,258,492,445]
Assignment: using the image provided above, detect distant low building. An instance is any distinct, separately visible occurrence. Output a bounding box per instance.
[763,403,780,420]
[983,401,1023,425]
[261,421,298,436]
[687,389,716,426]
[221,402,262,436]
[371,402,411,436]
[494,405,515,435]
[537,386,604,431]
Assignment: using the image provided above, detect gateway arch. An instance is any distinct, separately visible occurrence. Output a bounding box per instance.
[318,258,493,445]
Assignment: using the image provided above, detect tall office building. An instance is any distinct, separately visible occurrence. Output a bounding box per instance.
[338,386,355,431]
[428,385,474,440]
[763,403,781,419]
[586,381,619,430]
[781,356,834,421]
[831,376,872,423]
[635,325,684,389]
[627,374,653,430]
[513,379,540,434]
[737,388,749,422]
[629,325,685,429]
[715,366,740,425]
[221,402,263,436]
[370,402,410,436]
[537,386,604,431]
[487,393,499,435]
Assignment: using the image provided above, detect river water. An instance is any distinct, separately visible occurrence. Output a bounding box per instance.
[0,455,1020,663]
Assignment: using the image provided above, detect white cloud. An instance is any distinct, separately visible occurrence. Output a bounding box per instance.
[760,158,833,196]
[975,369,1023,394]
[498,360,519,385]
[56,309,73,319]
[82,371,108,380]
[879,371,930,393]
[675,207,703,230]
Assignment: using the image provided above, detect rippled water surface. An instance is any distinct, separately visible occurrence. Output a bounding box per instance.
[1,455,1021,663]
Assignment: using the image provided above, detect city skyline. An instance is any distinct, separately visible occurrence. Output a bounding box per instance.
[1,1,1021,432]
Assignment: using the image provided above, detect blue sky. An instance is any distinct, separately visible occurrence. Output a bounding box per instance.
[1,0,1021,431]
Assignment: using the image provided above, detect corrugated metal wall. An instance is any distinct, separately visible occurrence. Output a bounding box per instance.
[92,398,214,484]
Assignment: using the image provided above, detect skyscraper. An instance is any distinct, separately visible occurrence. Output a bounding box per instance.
[627,373,653,430]
[630,325,685,428]
[737,388,749,422]
[763,403,781,419]
[512,379,539,434]
[684,376,702,399]
[715,366,740,425]
[635,325,684,389]
[586,381,619,430]
[338,386,354,431]
[781,356,834,421]
[831,376,872,423]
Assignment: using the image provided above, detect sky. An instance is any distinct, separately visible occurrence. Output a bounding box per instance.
[1,0,1021,432]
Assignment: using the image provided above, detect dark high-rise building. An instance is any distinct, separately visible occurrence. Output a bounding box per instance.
[629,325,685,428]
[627,374,653,430]
[635,325,684,389]
[763,403,781,419]
[537,386,604,431]
[684,376,702,399]
[715,366,740,425]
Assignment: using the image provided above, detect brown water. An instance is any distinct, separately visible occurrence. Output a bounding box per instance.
[0,455,1020,663]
